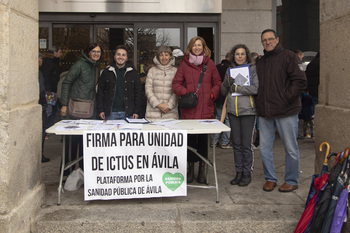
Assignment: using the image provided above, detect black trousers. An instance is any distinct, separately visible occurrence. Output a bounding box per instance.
[187,134,208,162]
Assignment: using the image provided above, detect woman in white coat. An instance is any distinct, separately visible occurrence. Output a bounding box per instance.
[145,46,178,120]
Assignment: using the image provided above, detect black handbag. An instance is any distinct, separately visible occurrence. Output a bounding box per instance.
[178,65,207,109]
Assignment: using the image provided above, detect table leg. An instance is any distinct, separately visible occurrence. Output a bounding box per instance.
[211,134,219,203]
[57,135,66,205]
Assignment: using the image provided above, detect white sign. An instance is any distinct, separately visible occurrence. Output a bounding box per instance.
[83,130,187,200]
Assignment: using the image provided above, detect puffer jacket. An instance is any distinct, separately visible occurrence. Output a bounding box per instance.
[220,63,258,116]
[172,56,221,119]
[145,56,178,120]
[96,62,142,117]
[256,44,307,118]
[61,52,99,106]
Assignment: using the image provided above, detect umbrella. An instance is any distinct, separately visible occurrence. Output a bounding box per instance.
[321,147,349,233]
[330,188,348,233]
[294,173,329,233]
[309,150,346,233]
[293,143,332,233]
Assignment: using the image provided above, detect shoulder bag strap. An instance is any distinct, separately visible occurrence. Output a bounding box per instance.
[195,65,207,95]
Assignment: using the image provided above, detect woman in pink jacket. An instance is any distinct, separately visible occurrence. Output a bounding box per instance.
[172,36,221,184]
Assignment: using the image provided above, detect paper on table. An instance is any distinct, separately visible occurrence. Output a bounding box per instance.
[199,119,221,124]
[151,119,181,126]
[126,118,150,124]
[56,125,89,131]
[90,124,116,130]
[118,124,143,130]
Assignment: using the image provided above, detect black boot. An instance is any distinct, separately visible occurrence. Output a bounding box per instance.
[41,156,50,163]
[238,173,251,186]
[230,172,242,185]
[187,162,194,183]
[197,161,206,184]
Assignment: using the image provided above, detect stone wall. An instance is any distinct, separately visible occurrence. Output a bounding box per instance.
[220,0,274,60]
[0,0,45,232]
[315,1,350,171]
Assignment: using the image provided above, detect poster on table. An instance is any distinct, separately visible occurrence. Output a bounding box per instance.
[83,130,187,200]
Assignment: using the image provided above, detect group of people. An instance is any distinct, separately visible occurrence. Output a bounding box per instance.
[40,28,308,193]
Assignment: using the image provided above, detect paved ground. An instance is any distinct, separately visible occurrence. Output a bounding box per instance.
[33,130,317,232]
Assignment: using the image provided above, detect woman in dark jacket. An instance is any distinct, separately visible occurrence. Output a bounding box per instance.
[172,36,221,184]
[60,43,103,175]
[221,44,258,187]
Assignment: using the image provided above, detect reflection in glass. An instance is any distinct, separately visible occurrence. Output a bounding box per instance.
[96,27,134,70]
[53,26,90,72]
[137,28,180,75]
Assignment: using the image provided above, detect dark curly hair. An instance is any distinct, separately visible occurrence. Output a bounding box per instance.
[229,44,251,65]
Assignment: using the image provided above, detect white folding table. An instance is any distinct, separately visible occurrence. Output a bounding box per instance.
[46,119,231,205]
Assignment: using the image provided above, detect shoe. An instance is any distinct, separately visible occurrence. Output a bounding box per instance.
[278,182,298,192]
[197,161,206,184]
[306,134,312,139]
[263,181,276,192]
[187,162,194,183]
[220,143,233,149]
[230,172,242,185]
[238,174,251,186]
[41,156,50,163]
[252,145,260,150]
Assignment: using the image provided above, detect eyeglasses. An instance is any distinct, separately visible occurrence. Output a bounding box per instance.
[91,50,101,54]
[261,37,276,44]
[235,53,246,56]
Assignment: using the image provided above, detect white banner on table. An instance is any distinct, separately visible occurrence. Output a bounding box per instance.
[83,130,187,200]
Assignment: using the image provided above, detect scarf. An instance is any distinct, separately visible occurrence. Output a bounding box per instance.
[189,53,204,66]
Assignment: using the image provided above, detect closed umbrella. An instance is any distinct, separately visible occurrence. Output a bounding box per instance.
[321,148,349,233]
[309,150,346,233]
[294,142,332,233]
[330,188,348,233]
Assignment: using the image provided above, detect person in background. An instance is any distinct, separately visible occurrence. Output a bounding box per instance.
[305,52,320,106]
[97,45,142,120]
[145,46,178,120]
[256,29,307,192]
[299,92,314,139]
[221,44,258,186]
[41,45,63,138]
[212,52,232,149]
[172,36,221,184]
[39,53,50,163]
[60,43,103,175]
[294,49,306,71]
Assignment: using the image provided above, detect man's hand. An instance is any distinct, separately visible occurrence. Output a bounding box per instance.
[61,106,67,116]
[99,112,106,120]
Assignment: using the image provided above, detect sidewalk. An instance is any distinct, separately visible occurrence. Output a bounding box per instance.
[33,133,316,232]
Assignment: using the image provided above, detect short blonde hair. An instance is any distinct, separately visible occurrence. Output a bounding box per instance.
[185,36,211,58]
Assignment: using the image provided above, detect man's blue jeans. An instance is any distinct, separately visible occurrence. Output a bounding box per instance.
[259,114,299,185]
[107,111,126,120]
[213,106,230,145]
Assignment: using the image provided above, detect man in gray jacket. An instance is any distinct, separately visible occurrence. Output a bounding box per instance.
[256,29,307,192]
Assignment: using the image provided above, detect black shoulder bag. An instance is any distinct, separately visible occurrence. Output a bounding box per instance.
[178,65,207,109]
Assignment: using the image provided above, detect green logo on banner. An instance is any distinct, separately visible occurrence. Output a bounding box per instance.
[162,172,184,191]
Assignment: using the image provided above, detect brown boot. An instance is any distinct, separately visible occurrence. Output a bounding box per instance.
[187,162,194,183]
[197,161,206,184]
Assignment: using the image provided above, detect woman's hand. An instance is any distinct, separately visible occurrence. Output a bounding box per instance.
[158,103,170,114]
[61,106,67,116]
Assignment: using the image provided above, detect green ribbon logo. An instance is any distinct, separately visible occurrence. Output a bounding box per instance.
[162,172,184,191]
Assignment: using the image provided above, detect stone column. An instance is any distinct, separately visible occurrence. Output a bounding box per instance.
[315,1,350,171]
[0,0,45,232]
[220,0,274,60]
